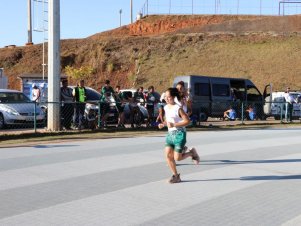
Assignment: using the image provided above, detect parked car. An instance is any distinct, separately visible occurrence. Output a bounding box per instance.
[0,89,45,129]
[40,86,119,128]
[265,91,301,120]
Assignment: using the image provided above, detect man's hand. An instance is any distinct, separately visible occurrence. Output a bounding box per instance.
[158,123,165,129]
[167,122,174,128]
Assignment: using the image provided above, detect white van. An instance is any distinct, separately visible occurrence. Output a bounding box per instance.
[264,91,301,120]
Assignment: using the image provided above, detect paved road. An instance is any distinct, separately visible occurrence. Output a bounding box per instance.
[0,127,301,225]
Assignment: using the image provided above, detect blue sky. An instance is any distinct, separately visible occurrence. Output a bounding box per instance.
[0,0,145,47]
[0,0,299,48]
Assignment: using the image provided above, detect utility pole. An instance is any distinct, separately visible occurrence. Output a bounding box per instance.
[119,9,122,27]
[27,0,33,44]
[48,0,60,131]
[130,0,133,23]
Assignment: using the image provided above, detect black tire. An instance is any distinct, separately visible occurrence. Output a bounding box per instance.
[199,112,208,122]
[133,110,144,127]
[0,113,5,129]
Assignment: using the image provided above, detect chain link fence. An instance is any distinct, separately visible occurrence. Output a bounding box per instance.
[140,0,301,16]
[1,99,300,134]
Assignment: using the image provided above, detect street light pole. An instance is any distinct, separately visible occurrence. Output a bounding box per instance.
[48,0,61,131]
[27,0,33,44]
[130,0,133,23]
[119,9,122,27]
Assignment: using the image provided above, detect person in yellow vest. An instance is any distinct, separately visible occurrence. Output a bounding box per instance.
[72,79,87,129]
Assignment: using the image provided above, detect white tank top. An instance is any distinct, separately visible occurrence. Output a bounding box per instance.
[175,97,188,113]
[164,104,184,132]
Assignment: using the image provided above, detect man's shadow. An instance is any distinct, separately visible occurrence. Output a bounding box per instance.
[197,158,301,165]
[178,158,301,182]
[182,175,301,183]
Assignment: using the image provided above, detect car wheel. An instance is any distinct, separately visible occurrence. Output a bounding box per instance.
[199,112,208,122]
[133,110,144,127]
[0,113,5,129]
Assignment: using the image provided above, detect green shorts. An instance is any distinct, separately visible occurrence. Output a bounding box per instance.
[165,130,187,153]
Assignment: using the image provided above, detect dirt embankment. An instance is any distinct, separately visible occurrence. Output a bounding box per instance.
[1,14,301,92]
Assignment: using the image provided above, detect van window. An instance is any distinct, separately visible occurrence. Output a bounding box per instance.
[194,83,210,96]
[247,86,261,101]
[212,84,230,97]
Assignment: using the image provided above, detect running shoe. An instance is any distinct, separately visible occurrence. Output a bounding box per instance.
[168,174,181,184]
[190,147,200,164]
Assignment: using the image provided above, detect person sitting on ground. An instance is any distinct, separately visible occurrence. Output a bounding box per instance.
[223,106,237,121]
[246,105,256,121]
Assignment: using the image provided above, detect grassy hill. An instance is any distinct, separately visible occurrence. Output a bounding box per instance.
[1,14,301,93]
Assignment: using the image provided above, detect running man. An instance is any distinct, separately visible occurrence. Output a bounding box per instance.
[175,81,198,160]
[158,88,200,184]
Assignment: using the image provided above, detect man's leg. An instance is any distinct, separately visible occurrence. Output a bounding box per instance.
[165,147,177,175]
[289,103,293,121]
[73,105,79,128]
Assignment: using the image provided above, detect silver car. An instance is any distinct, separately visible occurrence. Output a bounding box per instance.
[0,89,45,129]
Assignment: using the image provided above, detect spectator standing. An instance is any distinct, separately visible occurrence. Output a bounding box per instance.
[101,80,114,97]
[145,85,160,127]
[114,85,125,128]
[134,87,145,103]
[175,81,192,117]
[32,83,41,102]
[60,79,73,130]
[156,92,167,124]
[72,79,87,129]
[100,80,114,128]
[284,87,296,122]
[175,81,198,157]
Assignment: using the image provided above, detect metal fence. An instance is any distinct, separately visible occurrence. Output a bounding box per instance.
[0,100,300,134]
[139,0,301,16]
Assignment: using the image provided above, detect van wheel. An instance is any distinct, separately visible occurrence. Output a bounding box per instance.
[199,112,208,122]
[0,113,5,129]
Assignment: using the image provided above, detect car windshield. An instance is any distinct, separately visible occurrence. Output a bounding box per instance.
[291,93,300,99]
[86,88,101,101]
[0,92,31,103]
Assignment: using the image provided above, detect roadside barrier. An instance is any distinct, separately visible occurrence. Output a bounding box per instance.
[0,99,300,133]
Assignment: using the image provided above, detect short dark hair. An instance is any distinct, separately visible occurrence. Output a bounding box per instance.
[166,87,180,100]
[177,81,185,87]
[116,85,120,89]
[105,80,110,85]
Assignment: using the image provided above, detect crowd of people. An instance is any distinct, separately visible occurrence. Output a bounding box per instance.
[38,78,299,130]
[58,79,167,130]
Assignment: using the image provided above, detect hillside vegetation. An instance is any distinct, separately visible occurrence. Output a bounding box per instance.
[1,14,301,93]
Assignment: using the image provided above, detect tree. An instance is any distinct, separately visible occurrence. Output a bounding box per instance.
[64,65,94,80]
